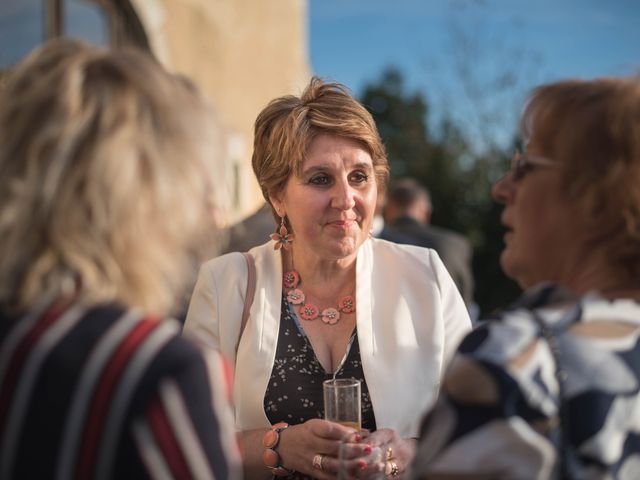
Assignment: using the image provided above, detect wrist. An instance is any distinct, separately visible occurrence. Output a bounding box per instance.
[262,422,293,476]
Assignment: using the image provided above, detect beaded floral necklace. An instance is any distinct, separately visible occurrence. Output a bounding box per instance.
[283,270,355,324]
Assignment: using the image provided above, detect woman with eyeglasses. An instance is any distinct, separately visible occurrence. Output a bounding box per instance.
[410,77,640,479]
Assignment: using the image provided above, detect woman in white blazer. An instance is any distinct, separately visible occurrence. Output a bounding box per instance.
[184,77,471,479]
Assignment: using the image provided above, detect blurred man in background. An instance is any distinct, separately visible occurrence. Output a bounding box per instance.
[384,178,475,309]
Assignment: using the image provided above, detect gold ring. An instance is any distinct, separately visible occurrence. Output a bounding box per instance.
[388,461,399,477]
[312,454,324,471]
[386,447,393,460]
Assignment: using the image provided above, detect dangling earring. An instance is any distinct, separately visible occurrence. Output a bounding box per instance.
[270,215,295,250]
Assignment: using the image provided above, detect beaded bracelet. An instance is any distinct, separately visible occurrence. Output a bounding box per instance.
[262,422,293,476]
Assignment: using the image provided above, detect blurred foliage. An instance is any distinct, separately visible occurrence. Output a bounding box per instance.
[360,67,521,316]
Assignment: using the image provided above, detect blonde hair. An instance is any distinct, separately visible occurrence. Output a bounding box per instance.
[0,39,224,315]
[521,77,640,281]
[251,77,389,221]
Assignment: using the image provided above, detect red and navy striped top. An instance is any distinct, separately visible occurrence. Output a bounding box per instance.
[0,298,241,480]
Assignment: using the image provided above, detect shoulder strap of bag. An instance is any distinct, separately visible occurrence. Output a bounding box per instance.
[237,252,256,352]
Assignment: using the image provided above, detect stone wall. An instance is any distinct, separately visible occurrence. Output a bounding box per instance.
[131,0,311,221]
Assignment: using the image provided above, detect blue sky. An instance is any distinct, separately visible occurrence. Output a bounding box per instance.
[2,0,637,152]
[309,0,640,151]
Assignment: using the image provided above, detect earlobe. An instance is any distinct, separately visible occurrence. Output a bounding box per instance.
[271,204,279,217]
[269,194,284,217]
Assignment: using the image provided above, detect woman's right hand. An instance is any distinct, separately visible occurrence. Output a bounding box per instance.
[277,419,373,479]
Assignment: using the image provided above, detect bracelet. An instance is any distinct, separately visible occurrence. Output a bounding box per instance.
[262,422,293,476]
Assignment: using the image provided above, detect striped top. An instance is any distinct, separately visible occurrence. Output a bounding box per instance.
[0,298,241,480]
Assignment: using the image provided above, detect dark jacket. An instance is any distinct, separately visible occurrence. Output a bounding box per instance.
[383,216,474,305]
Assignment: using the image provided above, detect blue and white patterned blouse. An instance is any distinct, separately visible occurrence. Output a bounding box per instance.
[411,284,640,480]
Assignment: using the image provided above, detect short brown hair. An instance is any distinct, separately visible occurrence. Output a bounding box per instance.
[251,77,389,218]
[0,39,224,315]
[521,77,640,281]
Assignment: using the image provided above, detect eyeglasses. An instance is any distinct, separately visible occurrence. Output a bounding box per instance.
[510,150,558,181]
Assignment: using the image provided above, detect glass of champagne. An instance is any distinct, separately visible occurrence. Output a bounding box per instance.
[323,378,361,430]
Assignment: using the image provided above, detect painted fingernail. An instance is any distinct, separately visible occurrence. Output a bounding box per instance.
[364,445,372,454]
[358,460,367,470]
[354,434,362,442]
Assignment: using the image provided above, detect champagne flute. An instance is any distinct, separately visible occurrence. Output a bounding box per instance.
[323,378,361,430]
[324,379,385,479]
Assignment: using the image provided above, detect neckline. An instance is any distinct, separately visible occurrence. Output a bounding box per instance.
[283,296,357,375]
[282,270,355,325]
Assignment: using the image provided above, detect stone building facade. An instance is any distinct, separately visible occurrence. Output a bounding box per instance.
[132,0,311,220]
[1,0,311,221]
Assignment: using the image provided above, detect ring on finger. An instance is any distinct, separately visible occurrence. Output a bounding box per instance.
[387,460,399,477]
[312,454,324,471]
[386,447,393,460]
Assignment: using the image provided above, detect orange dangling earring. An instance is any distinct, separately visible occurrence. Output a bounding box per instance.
[270,215,295,250]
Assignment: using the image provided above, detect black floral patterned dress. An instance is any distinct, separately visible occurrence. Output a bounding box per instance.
[263,295,376,478]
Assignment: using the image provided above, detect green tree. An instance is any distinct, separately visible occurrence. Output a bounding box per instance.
[360,67,520,316]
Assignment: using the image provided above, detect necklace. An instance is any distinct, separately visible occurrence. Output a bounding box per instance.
[282,270,355,324]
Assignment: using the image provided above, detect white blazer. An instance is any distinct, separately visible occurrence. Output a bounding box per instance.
[184,238,471,438]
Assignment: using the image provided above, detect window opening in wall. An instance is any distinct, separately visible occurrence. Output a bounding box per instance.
[0,0,149,73]
[65,0,108,46]
[0,0,43,69]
